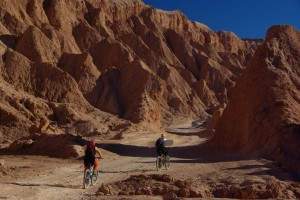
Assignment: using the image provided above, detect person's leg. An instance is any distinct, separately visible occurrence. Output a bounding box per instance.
[157,148,164,156]
[93,158,99,173]
[84,162,87,173]
[156,148,161,156]
[163,146,168,156]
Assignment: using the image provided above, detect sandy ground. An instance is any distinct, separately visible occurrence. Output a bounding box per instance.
[0,120,299,199]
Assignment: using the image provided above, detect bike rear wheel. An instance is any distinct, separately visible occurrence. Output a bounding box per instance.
[164,156,170,169]
[156,156,162,171]
[91,171,99,185]
[83,170,90,189]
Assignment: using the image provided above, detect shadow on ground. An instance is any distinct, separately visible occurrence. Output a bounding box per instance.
[165,129,212,138]
[165,127,212,138]
[99,142,255,164]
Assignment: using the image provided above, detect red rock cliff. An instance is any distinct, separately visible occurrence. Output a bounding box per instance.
[212,25,300,177]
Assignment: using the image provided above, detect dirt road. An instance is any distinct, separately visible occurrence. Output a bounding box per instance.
[1,121,299,199]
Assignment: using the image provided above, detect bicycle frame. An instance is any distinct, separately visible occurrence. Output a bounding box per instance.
[83,164,98,189]
[156,154,170,171]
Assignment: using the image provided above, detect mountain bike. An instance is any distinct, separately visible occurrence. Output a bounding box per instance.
[83,164,99,189]
[156,154,170,171]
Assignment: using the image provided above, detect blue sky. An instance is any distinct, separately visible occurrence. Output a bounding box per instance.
[141,0,300,39]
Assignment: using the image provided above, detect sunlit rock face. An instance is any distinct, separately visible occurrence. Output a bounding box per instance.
[0,0,260,139]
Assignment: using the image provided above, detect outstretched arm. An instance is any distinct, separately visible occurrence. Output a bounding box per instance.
[95,147,103,158]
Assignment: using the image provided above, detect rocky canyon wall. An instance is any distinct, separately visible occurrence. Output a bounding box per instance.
[0,0,260,140]
[212,25,300,177]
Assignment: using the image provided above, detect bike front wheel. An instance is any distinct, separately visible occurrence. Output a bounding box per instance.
[83,170,90,189]
[156,157,162,171]
[91,171,99,185]
[164,156,170,169]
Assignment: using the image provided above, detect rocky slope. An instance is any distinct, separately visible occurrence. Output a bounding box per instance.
[0,0,260,143]
[212,25,300,177]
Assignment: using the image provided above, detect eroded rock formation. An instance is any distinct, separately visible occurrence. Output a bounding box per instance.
[212,25,300,177]
[0,0,261,140]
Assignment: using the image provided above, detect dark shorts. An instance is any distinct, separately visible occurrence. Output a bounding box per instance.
[84,155,95,166]
[156,146,168,156]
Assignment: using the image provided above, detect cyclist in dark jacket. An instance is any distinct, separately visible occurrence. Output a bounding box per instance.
[155,134,168,156]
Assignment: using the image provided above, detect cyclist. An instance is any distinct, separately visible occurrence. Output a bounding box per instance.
[83,139,103,174]
[155,134,168,156]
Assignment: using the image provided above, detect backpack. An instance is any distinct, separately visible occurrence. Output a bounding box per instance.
[155,138,164,148]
